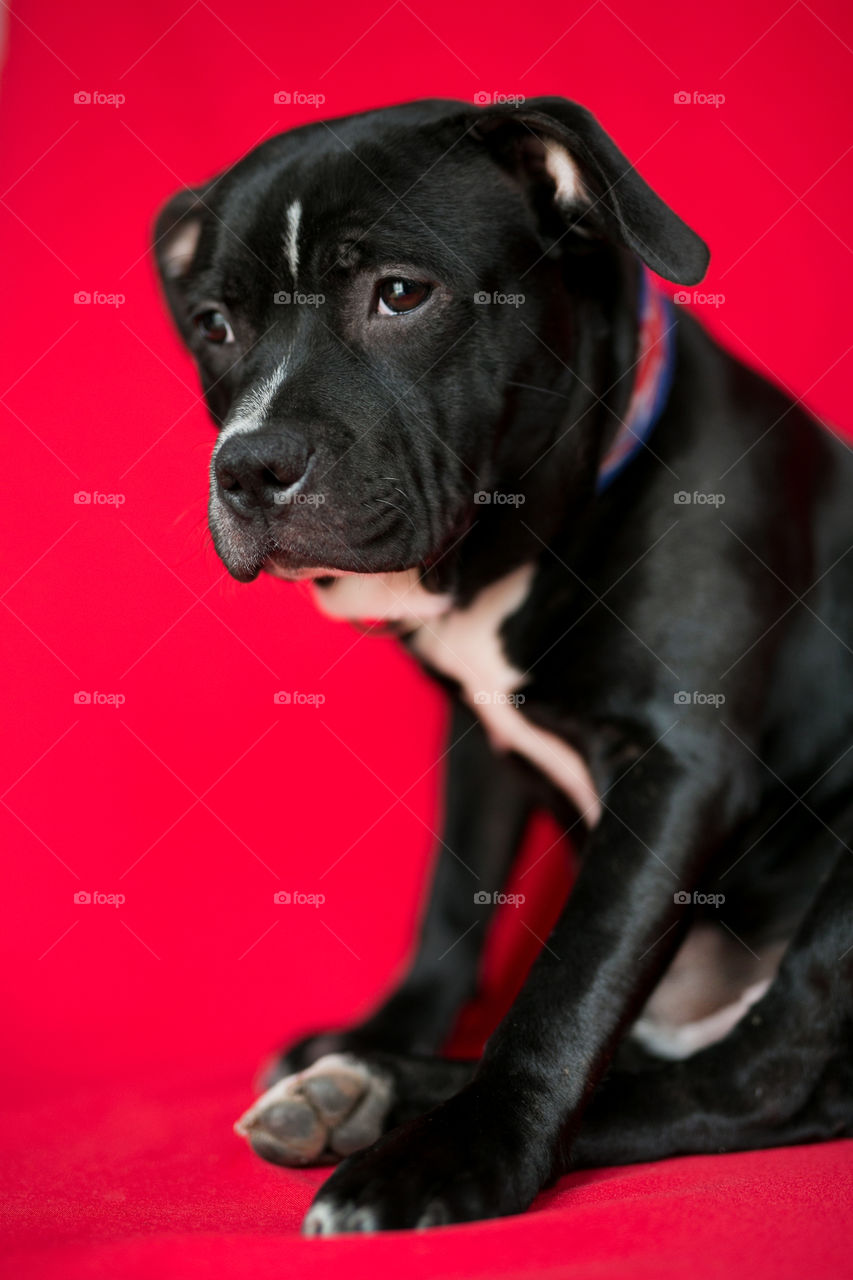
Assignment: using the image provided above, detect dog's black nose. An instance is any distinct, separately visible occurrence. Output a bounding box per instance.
[215,430,311,516]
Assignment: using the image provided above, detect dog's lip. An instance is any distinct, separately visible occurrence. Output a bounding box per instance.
[261,560,352,583]
[261,553,428,584]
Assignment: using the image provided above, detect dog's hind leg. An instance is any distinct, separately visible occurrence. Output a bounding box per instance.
[568,840,853,1172]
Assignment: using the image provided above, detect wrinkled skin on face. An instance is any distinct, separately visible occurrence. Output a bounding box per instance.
[154,98,707,592]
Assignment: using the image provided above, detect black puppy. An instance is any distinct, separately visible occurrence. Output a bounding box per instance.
[153,97,853,1234]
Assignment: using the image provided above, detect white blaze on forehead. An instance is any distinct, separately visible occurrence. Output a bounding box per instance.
[542,138,586,206]
[283,199,302,283]
[212,355,291,457]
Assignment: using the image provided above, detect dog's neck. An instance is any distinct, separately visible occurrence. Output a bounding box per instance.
[595,269,676,491]
[313,269,676,626]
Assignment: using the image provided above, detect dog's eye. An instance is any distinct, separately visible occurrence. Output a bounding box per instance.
[376,278,431,316]
[193,308,234,344]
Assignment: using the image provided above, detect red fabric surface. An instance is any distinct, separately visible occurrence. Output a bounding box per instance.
[3,1075,852,1280]
[1,0,852,1275]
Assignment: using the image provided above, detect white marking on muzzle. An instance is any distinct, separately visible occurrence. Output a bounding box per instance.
[212,355,291,463]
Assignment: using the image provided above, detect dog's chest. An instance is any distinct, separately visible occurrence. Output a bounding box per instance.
[408,567,601,827]
[313,566,600,826]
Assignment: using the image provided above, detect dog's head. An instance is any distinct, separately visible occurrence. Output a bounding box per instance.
[154,97,707,591]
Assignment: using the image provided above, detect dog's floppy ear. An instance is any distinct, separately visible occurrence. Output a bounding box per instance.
[152,185,210,335]
[475,96,709,285]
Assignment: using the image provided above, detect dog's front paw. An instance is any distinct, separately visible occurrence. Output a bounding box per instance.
[260,1030,355,1088]
[302,1086,544,1233]
[235,1053,393,1166]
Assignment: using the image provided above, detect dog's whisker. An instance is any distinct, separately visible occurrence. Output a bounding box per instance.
[368,498,417,535]
[506,379,572,400]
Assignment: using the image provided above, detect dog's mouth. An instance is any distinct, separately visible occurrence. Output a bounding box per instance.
[210,519,423,586]
[211,489,476,596]
[261,559,349,584]
[208,461,478,607]
[209,482,445,586]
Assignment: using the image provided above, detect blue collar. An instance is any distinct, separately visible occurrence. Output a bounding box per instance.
[596,270,677,492]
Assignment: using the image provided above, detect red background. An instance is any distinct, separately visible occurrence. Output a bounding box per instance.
[1,1,851,1276]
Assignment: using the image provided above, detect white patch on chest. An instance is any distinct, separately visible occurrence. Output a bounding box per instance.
[311,569,452,621]
[314,566,600,827]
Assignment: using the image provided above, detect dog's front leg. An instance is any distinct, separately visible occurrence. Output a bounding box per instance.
[303,737,739,1232]
[237,698,534,1167]
[349,696,537,1055]
[266,698,535,1070]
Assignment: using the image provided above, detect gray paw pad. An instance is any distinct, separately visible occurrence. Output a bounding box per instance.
[235,1053,393,1166]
